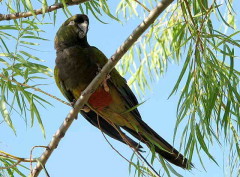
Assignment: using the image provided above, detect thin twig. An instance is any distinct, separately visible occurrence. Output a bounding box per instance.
[0,0,90,21]
[96,112,159,176]
[30,146,49,176]
[31,0,174,176]
[89,102,160,176]
[106,120,160,177]
[0,151,37,162]
[0,74,71,107]
[96,115,132,164]
[133,0,150,12]
[0,160,21,170]
[96,110,159,176]
[183,0,197,28]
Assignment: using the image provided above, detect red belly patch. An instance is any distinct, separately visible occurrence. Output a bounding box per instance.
[88,87,112,110]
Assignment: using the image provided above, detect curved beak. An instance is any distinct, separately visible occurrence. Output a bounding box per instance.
[78,21,88,39]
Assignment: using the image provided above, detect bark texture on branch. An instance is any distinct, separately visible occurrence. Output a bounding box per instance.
[0,0,89,21]
[31,0,174,176]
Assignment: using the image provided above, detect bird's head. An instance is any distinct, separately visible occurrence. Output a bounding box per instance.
[55,14,90,50]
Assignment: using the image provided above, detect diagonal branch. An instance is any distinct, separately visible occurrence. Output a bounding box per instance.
[31,0,174,176]
[0,0,90,21]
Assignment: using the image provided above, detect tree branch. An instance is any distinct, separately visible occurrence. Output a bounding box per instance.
[0,0,90,21]
[31,0,174,176]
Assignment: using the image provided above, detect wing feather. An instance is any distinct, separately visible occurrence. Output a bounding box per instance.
[54,66,142,149]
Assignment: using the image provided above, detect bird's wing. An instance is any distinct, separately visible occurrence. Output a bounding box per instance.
[90,47,192,169]
[54,66,142,149]
[54,66,74,103]
[90,47,141,120]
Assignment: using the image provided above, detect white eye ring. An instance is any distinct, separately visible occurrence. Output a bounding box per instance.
[68,21,75,26]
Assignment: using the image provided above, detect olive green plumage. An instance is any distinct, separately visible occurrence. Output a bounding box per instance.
[54,14,191,169]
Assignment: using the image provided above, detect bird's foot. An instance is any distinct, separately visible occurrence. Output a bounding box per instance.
[71,99,80,119]
[70,99,76,107]
[103,74,110,92]
[96,64,110,93]
[71,99,90,115]
[97,64,101,73]
[81,105,91,113]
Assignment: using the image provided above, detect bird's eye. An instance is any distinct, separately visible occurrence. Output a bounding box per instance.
[68,21,75,26]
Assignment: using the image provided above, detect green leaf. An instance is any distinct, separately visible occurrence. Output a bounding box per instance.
[25,0,36,18]
[168,46,192,98]
[0,97,16,134]
[166,163,183,177]
[19,51,44,61]
[121,100,146,114]
[19,40,39,46]
[158,156,171,177]
[195,124,218,165]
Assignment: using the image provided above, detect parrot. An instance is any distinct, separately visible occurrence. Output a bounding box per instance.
[54,14,191,169]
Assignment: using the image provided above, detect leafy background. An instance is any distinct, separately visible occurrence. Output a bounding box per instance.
[0,0,239,176]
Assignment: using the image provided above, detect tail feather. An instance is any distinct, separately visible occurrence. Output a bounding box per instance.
[122,119,192,169]
[80,110,143,151]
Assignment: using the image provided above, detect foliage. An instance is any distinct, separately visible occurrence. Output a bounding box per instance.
[0,0,239,176]
[0,18,52,135]
[117,0,240,175]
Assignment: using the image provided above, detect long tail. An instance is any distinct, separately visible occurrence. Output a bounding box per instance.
[80,110,143,151]
[122,119,192,169]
